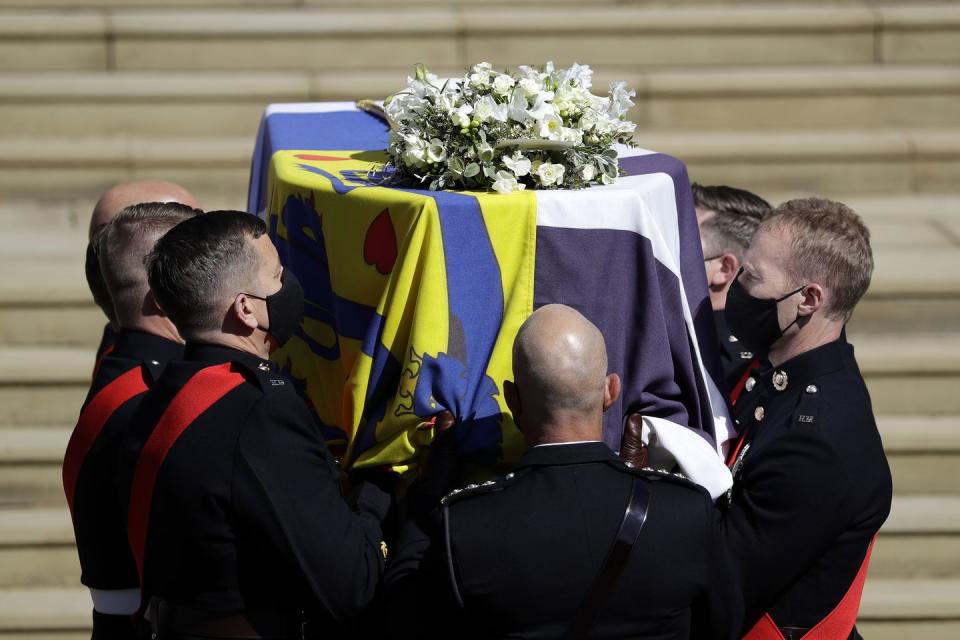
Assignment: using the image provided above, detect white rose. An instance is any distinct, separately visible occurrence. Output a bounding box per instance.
[518,77,542,98]
[502,152,532,177]
[492,74,516,96]
[402,140,427,168]
[536,162,566,187]
[427,138,447,164]
[492,170,526,194]
[581,164,597,181]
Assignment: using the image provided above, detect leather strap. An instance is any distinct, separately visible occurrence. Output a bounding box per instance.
[64,365,149,519]
[127,363,245,582]
[564,477,652,639]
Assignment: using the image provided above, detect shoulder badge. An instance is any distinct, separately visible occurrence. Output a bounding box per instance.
[441,472,523,506]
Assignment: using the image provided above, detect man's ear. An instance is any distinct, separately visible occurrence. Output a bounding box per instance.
[143,289,164,318]
[232,293,261,331]
[603,373,621,412]
[797,283,825,317]
[716,253,740,286]
[504,379,521,426]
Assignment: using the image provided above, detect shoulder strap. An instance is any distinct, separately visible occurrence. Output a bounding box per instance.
[126,363,246,581]
[564,476,652,639]
[63,365,149,519]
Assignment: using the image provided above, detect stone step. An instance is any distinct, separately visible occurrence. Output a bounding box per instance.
[2,65,960,138]
[880,416,960,495]
[3,4,959,72]
[1,128,959,198]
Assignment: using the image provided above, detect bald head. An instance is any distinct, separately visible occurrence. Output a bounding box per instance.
[508,305,620,445]
[89,181,200,238]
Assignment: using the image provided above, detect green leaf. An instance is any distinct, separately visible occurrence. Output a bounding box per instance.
[463,163,481,178]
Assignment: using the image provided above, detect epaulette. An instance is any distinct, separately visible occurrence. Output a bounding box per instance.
[613,458,702,489]
[232,359,291,395]
[440,469,526,507]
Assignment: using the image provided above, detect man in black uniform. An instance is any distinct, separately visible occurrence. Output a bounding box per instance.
[693,184,771,402]
[64,202,200,639]
[116,211,390,640]
[721,198,893,639]
[386,304,740,639]
[85,181,201,370]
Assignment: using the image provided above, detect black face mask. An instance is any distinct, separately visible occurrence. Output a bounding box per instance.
[243,270,305,347]
[725,270,806,358]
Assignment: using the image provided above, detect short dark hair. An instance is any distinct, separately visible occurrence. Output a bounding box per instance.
[146,211,267,339]
[693,183,772,259]
[85,226,115,324]
[760,198,872,322]
[99,202,201,328]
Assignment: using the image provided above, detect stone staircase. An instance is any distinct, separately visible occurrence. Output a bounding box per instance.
[1,0,958,638]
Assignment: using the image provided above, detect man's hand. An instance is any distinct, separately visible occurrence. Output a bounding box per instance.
[620,413,649,468]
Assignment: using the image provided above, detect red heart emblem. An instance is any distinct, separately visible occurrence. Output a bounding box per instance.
[364,209,397,275]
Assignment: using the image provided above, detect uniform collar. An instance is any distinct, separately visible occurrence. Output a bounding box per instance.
[184,342,275,373]
[112,329,184,368]
[517,441,616,468]
[756,336,848,394]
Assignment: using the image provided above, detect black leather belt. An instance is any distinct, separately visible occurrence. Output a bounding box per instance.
[146,599,314,640]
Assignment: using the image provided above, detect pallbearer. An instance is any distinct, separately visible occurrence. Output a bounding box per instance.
[85,181,200,371]
[64,202,200,639]
[720,198,893,639]
[116,212,390,640]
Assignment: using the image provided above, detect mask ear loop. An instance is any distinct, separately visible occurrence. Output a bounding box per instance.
[776,284,809,334]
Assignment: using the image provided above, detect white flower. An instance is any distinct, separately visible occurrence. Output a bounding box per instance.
[502,152,532,177]
[561,63,594,90]
[536,162,566,187]
[473,95,508,123]
[492,170,526,194]
[526,93,557,121]
[538,113,564,140]
[402,138,428,168]
[468,62,493,88]
[601,172,614,185]
[507,88,531,124]
[581,164,597,181]
[559,127,583,144]
[451,104,474,128]
[608,81,636,117]
[616,120,637,136]
[518,77,542,98]
[491,74,516,96]
[426,138,447,164]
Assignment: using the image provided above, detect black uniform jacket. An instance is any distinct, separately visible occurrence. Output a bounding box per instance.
[386,441,741,640]
[722,336,893,631]
[713,309,756,396]
[115,343,389,633]
[92,324,120,375]
[70,329,183,590]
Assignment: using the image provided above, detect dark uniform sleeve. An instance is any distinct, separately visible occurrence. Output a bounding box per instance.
[232,394,390,622]
[692,494,742,640]
[720,429,851,619]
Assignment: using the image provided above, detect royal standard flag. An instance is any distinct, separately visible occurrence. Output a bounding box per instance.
[248,103,732,496]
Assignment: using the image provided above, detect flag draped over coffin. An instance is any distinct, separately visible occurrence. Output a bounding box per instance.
[248,102,732,484]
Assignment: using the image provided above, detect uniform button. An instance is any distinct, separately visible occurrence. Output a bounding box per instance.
[505,472,515,480]
[745,377,756,392]
[728,335,739,343]
[150,360,160,366]
[754,406,765,421]
[806,384,819,394]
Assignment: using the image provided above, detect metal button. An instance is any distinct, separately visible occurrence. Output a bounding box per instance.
[754,406,765,421]
[745,377,756,392]
[505,473,515,480]
[805,384,818,394]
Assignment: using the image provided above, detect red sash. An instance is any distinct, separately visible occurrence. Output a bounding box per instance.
[91,344,116,380]
[743,537,877,640]
[729,358,761,407]
[63,366,149,520]
[127,363,245,581]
